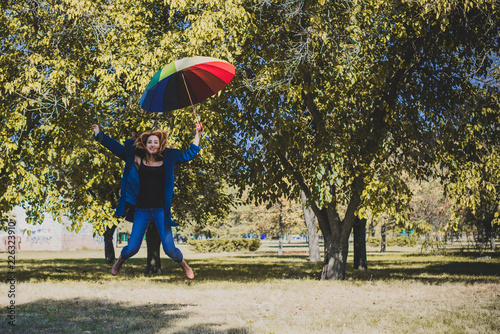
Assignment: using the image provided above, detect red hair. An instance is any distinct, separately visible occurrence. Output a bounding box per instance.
[134,129,169,159]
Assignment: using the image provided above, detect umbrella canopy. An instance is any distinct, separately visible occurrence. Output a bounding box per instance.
[140,56,235,115]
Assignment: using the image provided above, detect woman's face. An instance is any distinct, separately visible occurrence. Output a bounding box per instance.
[146,135,160,154]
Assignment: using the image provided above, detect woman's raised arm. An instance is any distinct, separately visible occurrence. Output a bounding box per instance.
[91,124,127,161]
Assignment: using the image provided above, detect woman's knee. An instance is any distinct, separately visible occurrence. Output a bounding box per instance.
[122,244,141,259]
[163,245,182,261]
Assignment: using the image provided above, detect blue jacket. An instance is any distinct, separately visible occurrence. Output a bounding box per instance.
[95,131,201,226]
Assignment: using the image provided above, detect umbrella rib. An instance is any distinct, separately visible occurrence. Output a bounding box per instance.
[181,71,199,122]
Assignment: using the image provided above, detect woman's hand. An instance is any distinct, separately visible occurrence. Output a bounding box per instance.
[196,121,203,135]
[193,122,203,146]
[91,124,100,137]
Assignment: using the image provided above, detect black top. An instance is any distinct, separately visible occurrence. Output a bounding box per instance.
[136,161,165,208]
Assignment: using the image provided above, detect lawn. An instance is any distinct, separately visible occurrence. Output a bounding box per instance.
[1,242,499,333]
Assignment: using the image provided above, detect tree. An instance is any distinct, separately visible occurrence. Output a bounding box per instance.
[4,1,499,283]
[405,177,451,250]
[435,31,500,251]
[1,0,122,233]
[214,187,305,240]
[353,216,367,270]
[301,190,321,261]
[439,94,500,251]
[1,0,234,272]
[380,223,387,253]
[103,225,117,264]
[211,0,500,280]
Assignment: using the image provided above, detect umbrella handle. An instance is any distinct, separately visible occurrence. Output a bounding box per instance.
[181,72,200,124]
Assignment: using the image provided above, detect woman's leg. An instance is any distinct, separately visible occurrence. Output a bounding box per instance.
[151,209,193,279]
[152,209,183,262]
[121,208,151,260]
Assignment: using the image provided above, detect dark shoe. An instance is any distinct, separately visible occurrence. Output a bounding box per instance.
[111,256,126,276]
[179,259,194,279]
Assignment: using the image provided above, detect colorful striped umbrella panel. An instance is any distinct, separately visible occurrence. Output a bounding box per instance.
[140,56,236,114]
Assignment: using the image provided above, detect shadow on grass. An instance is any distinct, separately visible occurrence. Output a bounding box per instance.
[350,258,500,284]
[171,325,250,334]
[11,256,320,283]
[9,298,186,334]
[6,298,249,334]
[8,253,500,284]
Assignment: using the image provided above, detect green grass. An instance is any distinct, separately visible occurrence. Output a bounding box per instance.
[1,244,499,333]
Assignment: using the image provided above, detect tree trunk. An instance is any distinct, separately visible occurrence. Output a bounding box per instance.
[278,201,283,256]
[318,177,364,280]
[321,233,349,280]
[146,223,162,274]
[424,233,430,253]
[104,225,117,264]
[300,190,321,261]
[480,226,486,255]
[484,220,496,251]
[320,214,352,281]
[353,217,367,270]
[381,223,386,253]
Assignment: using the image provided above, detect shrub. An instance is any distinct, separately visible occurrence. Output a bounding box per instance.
[188,238,261,253]
[367,237,380,247]
[420,239,446,255]
[366,236,418,248]
[395,236,418,247]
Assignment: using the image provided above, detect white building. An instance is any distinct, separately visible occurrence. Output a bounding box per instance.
[1,206,108,251]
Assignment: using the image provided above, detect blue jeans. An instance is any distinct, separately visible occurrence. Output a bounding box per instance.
[120,207,183,262]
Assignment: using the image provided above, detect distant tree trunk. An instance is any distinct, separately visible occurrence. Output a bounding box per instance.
[301,190,321,261]
[146,224,161,274]
[424,233,430,253]
[104,225,116,264]
[353,217,367,270]
[380,223,386,253]
[278,201,284,256]
[484,220,496,251]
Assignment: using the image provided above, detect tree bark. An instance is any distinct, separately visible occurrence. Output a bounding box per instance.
[321,233,347,280]
[484,220,496,251]
[353,217,367,270]
[381,223,386,253]
[300,190,321,262]
[318,176,364,280]
[146,223,162,274]
[104,225,116,264]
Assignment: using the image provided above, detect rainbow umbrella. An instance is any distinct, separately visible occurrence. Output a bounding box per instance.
[140,56,235,122]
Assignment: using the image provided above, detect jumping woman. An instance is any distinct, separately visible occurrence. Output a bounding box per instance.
[91,122,203,279]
